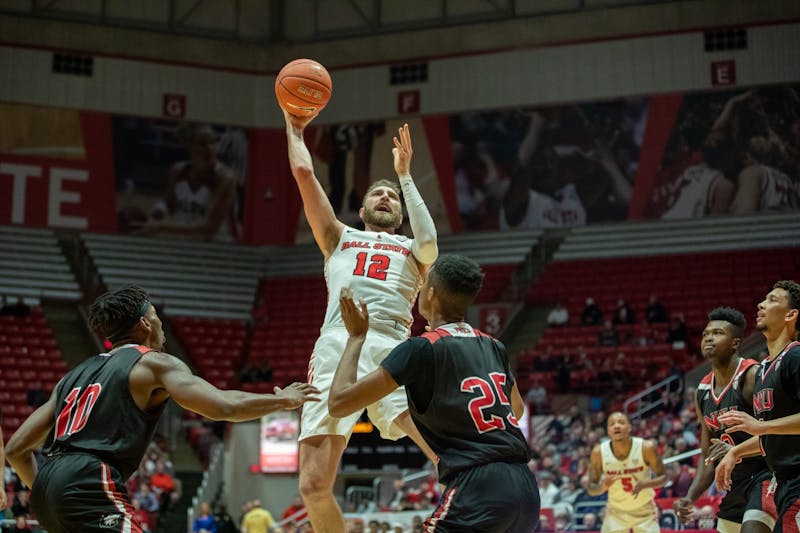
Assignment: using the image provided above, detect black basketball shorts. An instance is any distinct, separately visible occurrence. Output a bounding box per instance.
[31,452,143,533]
[774,476,800,533]
[424,461,540,533]
[717,470,777,528]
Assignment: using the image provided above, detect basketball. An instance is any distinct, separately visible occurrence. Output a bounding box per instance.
[275,59,332,117]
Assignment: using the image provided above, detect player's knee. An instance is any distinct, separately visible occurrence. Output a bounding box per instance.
[299,470,334,501]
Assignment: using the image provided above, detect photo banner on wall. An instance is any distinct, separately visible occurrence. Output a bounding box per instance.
[112,117,249,242]
[287,117,458,244]
[0,103,116,231]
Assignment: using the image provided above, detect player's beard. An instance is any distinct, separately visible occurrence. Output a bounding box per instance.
[362,206,402,230]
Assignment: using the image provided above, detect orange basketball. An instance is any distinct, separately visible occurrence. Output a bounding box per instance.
[275,59,332,117]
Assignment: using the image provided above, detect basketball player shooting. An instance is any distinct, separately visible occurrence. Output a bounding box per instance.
[283,109,438,533]
[588,412,666,533]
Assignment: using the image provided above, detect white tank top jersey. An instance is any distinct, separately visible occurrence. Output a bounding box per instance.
[173,180,211,225]
[499,184,587,230]
[600,436,655,510]
[322,226,423,332]
[760,165,800,211]
[661,164,717,220]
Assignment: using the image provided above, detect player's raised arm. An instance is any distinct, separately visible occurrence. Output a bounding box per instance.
[143,351,319,422]
[393,123,437,265]
[284,110,343,258]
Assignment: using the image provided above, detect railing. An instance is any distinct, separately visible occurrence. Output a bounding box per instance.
[623,374,683,420]
[186,441,224,533]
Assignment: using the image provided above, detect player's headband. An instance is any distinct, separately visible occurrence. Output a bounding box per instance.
[106,299,152,343]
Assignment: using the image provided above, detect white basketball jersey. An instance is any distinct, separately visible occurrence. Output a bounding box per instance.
[661,164,717,220]
[760,166,800,211]
[499,184,586,230]
[600,437,655,511]
[322,226,423,331]
[173,180,211,225]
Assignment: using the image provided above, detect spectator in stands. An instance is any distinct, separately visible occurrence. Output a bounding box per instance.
[193,502,217,533]
[697,504,717,530]
[0,294,8,315]
[537,513,555,532]
[612,298,635,325]
[555,356,572,393]
[538,470,561,508]
[134,482,159,513]
[391,523,404,533]
[131,498,152,532]
[526,377,549,414]
[534,345,558,372]
[628,324,655,347]
[368,520,380,533]
[282,495,307,523]
[10,489,30,518]
[411,515,423,532]
[213,505,238,533]
[645,294,668,323]
[581,512,599,531]
[150,461,177,507]
[241,499,275,533]
[547,303,570,327]
[666,313,688,348]
[554,510,573,532]
[581,298,603,326]
[596,320,620,347]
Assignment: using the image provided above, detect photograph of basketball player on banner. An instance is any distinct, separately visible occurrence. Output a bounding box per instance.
[449,99,648,231]
[113,117,248,242]
[293,117,452,243]
[637,85,800,220]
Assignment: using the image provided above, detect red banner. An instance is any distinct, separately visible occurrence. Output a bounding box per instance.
[0,111,116,231]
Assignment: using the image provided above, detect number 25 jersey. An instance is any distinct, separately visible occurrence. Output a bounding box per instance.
[323,226,423,331]
[380,323,530,484]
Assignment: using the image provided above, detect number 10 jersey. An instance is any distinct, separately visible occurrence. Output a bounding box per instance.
[322,226,423,332]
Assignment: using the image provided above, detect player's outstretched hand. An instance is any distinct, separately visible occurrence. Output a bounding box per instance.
[274,382,321,409]
[392,123,413,176]
[718,410,765,436]
[673,497,695,523]
[283,109,318,131]
[714,448,741,492]
[705,438,732,465]
[340,287,369,338]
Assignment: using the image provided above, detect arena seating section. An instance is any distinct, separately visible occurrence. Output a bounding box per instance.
[517,212,800,395]
[0,308,66,436]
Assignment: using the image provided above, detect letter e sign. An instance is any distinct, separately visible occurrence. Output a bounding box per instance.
[163,94,187,119]
[711,61,736,87]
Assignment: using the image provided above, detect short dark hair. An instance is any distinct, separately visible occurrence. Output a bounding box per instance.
[708,307,746,337]
[88,286,151,342]
[428,255,484,316]
[774,280,800,311]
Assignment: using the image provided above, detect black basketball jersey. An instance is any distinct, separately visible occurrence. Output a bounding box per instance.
[753,341,800,480]
[380,322,530,484]
[42,344,165,479]
[697,358,767,482]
